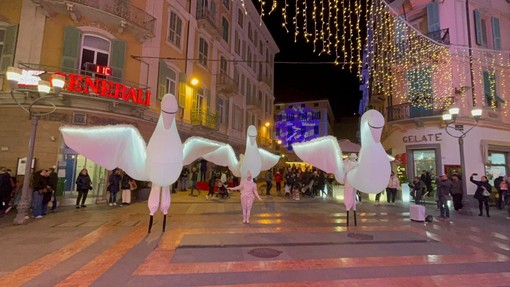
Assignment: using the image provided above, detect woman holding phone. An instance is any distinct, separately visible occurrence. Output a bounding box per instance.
[470,173,492,217]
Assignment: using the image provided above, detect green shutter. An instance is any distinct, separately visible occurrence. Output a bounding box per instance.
[178,72,186,108]
[110,39,126,81]
[492,17,501,50]
[483,70,491,106]
[0,25,18,72]
[225,98,230,126]
[427,2,440,33]
[158,60,168,100]
[60,26,80,73]
[474,9,483,46]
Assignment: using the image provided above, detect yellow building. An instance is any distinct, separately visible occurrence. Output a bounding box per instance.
[0,0,278,202]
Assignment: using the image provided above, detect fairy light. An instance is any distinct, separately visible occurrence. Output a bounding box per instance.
[293,0,299,43]
[269,0,277,15]
[281,0,289,33]
[313,0,318,53]
[304,0,310,42]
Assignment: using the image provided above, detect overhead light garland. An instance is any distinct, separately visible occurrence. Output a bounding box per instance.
[251,0,509,110]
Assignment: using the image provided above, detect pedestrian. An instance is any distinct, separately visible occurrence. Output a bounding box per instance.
[107,168,122,206]
[48,167,58,211]
[275,170,282,195]
[32,169,49,218]
[206,172,217,200]
[470,173,492,217]
[436,174,452,220]
[75,168,92,209]
[386,171,399,205]
[0,167,13,213]
[450,174,463,212]
[200,159,208,182]
[494,173,505,210]
[189,167,200,196]
[179,167,189,191]
[265,170,272,195]
[120,171,134,205]
[228,172,262,224]
[409,176,426,204]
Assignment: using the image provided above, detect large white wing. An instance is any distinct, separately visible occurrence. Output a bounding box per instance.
[182,137,229,165]
[291,136,345,183]
[258,148,280,171]
[201,144,241,177]
[60,125,149,181]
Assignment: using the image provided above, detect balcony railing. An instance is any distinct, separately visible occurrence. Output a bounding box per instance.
[39,0,156,36]
[191,109,218,130]
[196,9,219,34]
[216,73,237,95]
[386,96,454,122]
[426,28,450,45]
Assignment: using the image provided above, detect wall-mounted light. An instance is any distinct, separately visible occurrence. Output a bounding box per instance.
[190,78,199,86]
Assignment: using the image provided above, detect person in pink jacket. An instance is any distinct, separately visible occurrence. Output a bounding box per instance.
[229,172,262,224]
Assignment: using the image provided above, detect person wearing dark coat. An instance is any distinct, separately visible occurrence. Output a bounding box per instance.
[494,175,505,210]
[32,169,49,218]
[470,174,492,217]
[75,168,92,208]
[107,168,122,206]
[450,174,463,211]
[409,176,426,204]
[48,167,58,211]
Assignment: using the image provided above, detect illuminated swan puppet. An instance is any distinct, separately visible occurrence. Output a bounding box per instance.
[60,94,226,232]
[292,110,391,226]
[201,125,280,179]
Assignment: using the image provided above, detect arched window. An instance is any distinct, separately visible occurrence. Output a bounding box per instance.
[80,35,110,72]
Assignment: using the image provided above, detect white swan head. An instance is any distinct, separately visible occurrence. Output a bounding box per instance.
[361,110,384,144]
[247,125,257,145]
[161,93,179,129]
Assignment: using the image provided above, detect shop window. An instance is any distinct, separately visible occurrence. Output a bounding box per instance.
[412,149,436,181]
[485,152,507,185]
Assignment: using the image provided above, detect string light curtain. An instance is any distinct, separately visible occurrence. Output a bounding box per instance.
[251,0,509,111]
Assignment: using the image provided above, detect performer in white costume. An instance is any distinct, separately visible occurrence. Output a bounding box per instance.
[228,171,262,223]
[201,125,280,179]
[291,110,391,226]
[343,153,359,226]
[60,94,227,233]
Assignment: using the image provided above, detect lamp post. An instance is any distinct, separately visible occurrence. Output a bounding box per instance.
[6,67,65,225]
[442,105,482,216]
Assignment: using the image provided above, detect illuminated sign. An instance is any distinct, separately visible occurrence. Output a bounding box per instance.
[57,72,151,106]
[86,64,112,76]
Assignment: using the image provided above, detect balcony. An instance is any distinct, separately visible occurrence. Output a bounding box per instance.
[33,0,156,41]
[196,9,219,36]
[386,97,454,122]
[191,109,218,130]
[426,28,450,45]
[216,73,237,95]
[246,97,261,112]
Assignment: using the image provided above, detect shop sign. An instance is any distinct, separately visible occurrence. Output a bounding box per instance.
[402,133,442,143]
[56,72,151,107]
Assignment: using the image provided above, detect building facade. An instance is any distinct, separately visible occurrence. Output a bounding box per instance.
[0,0,278,199]
[274,99,335,157]
[381,0,510,194]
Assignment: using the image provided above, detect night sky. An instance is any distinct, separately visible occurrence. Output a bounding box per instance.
[260,4,363,120]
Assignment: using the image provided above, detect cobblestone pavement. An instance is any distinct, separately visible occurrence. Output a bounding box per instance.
[1,189,510,287]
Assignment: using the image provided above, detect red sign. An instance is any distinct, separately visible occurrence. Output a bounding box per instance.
[56,72,151,106]
[94,65,112,76]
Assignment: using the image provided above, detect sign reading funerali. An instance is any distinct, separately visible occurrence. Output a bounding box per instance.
[402,133,442,143]
[18,69,151,106]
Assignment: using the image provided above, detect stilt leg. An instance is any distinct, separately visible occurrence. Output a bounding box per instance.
[148,215,153,233]
[346,210,349,227]
[160,186,171,233]
[354,210,357,226]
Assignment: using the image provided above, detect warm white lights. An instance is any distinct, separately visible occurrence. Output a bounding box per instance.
[6,67,22,90]
[190,78,199,86]
[51,74,66,89]
[442,113,452,121]
[448,106,460,116]
[37,80,51,94]
[471,108,483,118]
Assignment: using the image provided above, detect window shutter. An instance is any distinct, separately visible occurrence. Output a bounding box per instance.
[225,98,230,126]
[206,89,211,110]
[178,72,186,108]
[0,25,18,72]
[474,9,483,46]
[60,26,80,73]
[158,60,168,100]
[483,70,491,106]
[492,17,501,50]
[427,2,440,33]
[110,39,126,81]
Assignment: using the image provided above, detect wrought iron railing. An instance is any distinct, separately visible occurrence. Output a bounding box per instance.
[386,96,454,122]
[49,0,156,34]
[426,28,450,45]
[196,9,218,28]
[191,109,218,129]
[216,73,237,93]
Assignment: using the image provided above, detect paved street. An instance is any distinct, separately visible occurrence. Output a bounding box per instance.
[1,189,510,287]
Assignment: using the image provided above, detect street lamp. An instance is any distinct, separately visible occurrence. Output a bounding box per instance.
[442,105,482,216]
[6,67,65,225]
